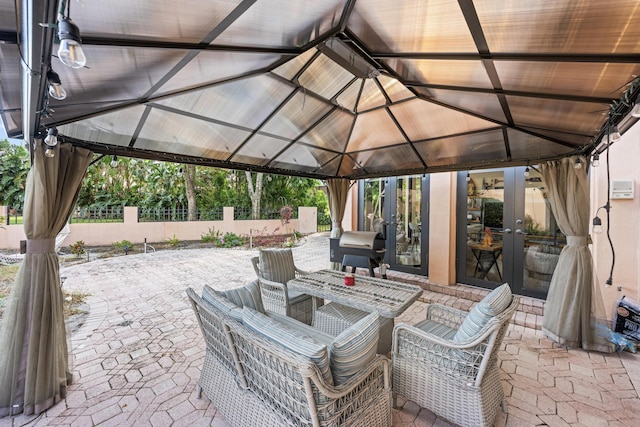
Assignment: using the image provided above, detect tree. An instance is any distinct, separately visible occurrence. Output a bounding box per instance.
[245,171,263,220]
[0,139,30,208]
[183,164,197,220]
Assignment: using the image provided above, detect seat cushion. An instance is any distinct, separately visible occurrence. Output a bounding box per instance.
[453,283,512,343]
[242,307,334,386]
[415,318,458,341]
[223,280,265,314]
[259,248,296,283]
[330,311,380,385]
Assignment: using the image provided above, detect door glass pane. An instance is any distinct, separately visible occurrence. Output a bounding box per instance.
[395,176,421,267]
[523,169,566,294]
[465,171,504,282]
[363,178,385,234]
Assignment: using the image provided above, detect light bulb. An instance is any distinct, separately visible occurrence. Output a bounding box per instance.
[607,125,621,143]
[574,158,582,169]
[110,155,118,168]
[44,128,58,147]
[592,216,603,234]
[46,69,66,100]
[48,83,67,100]
[631,100,640,118]
[591,153,599,167]
[524,167,530,178]
[57,17,86,69]
[466,172,471,182]
[45,147,56,158]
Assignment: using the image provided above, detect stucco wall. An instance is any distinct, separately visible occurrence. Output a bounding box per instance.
[0,206,317,250]
[591,122,640,316]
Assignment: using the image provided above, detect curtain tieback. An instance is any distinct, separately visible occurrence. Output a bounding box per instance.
[566,235,588,247]
[26,238,55,254]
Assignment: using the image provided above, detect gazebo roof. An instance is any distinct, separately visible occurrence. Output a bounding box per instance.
[1,0,640,178]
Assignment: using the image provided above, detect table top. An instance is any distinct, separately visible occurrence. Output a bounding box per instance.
[288,269,423,318]
[468,242,503,252]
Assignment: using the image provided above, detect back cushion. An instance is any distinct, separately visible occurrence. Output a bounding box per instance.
[453,283,512,343]
[259,248,296,283]
[202,285,242,321]
[330,311,380,385]
[242,308,334,386]
[223,280,265,314]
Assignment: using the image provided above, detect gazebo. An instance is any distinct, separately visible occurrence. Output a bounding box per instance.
[1,0,639,417]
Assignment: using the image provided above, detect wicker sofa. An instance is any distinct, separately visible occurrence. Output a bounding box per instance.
[186,283,392,427]
[392,283,519,427]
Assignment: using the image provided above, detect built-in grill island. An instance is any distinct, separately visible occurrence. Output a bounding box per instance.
[330,231,387,278]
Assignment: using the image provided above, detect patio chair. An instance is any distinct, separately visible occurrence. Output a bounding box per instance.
[251,248,318,325]
[392,283,519,427]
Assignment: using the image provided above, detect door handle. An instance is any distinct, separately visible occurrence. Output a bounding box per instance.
[503,228,512,234]
[515,229,525,235]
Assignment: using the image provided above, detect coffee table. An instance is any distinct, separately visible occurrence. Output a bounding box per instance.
[288,269,423,353]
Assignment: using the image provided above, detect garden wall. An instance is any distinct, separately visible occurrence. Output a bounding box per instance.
[0,206,317,250]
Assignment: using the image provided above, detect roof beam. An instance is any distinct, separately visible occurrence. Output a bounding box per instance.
[21,0,59,149]
[370,52,640,64]
[403,82,615,105]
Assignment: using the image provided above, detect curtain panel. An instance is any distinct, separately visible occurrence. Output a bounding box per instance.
[0,143,93,416]
[539,156,613,353]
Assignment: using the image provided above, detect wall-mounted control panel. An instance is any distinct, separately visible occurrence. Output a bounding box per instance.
[610,180,634,199]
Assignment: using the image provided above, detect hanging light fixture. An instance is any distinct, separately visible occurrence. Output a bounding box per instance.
[591,152,600,167]
[524,167,530,178]
[46,68,67,100]
[592,216,603,234]
[44,128,58,158]
[631,98,640,118]
[574,157,582,169]
[110,155,118,168]
[57,16,86,69]
[607,125,621,143]
[466,172,471,182]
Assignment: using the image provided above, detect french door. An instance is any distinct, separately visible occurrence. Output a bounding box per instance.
[359,175,429,276]
[456,167,565,298]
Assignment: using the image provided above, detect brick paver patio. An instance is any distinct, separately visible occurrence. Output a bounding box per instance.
[1,232,638,426]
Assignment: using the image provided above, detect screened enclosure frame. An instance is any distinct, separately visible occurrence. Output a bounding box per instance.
[1,0,640,179]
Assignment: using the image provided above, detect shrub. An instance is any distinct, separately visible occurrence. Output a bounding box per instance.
[70,240,86,258]
[201,227,220,243]
[112,240,133,255]
[214,232,247,248]
[166,234,180,247]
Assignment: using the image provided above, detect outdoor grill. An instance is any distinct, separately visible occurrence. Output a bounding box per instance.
[330,231,387,278]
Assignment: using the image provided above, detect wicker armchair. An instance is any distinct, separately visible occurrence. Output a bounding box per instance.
[392,294,519,427]
[251,248,317,324]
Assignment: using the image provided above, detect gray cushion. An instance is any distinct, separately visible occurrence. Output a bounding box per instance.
[202,285,243,321]
[453,283,512,343]
[330,311,380,385]
[259,248,296,283]
[223,280,265,314]
[242,307,334,386]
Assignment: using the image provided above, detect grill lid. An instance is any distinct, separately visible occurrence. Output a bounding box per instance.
[339,231,379,248]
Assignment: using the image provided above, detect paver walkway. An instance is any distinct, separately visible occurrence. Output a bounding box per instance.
[1,232,638,426]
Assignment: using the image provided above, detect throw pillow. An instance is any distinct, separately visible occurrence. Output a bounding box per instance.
[259,248,296,283]
[223,280,265,314]
[453,283,512,343]
[330,311,380,385]
[242,307,334,386]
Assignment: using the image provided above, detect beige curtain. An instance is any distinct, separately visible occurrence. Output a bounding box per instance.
[326,178,352,269]
[0,143,93,416]
[539,156,613,353]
